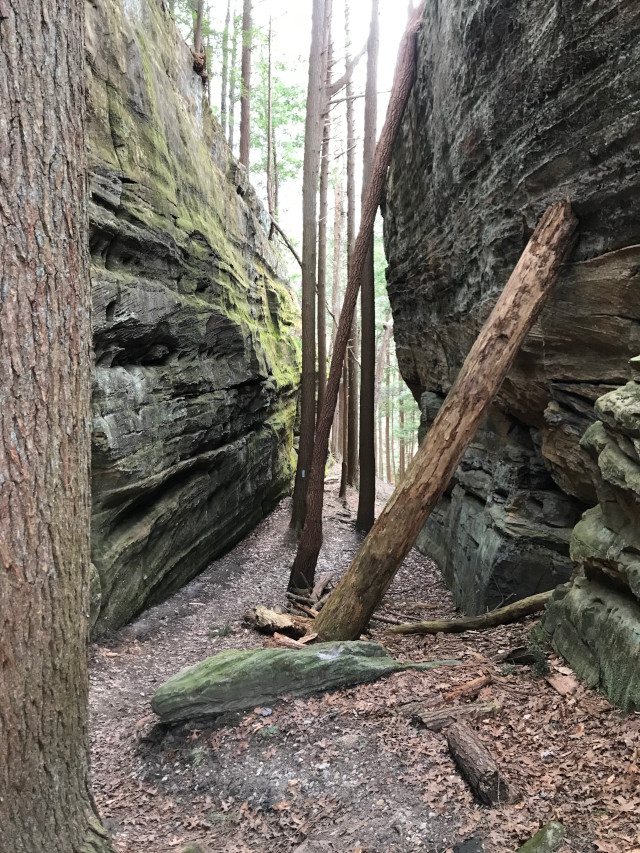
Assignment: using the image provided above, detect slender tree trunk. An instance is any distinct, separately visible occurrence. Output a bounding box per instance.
[317,0,333,421]
[390,389,396,482]
[266,17,274,219]
[228,10,239,151]
[313,201,578,640]
[221,0,231,137]
[239,0,252,170]
[385,349,392,483]
[378,415,384,479]
[356,0,380,532]
[272,126,280,217]
[399,408,406,478]
[339,361,349,498]
[289,0,327,542]
[194,0,205,53]
[345,0,358,488]
[374,318,393,415]
[330,177,344,457]
[290,4,425,585]
[0,1,112,849]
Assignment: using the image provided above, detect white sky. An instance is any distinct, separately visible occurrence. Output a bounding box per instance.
[200,0,413,276]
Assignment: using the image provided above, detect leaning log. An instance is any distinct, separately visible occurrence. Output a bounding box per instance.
[313,201,578,641]
[385,591,553,636]
[447,722,519,806]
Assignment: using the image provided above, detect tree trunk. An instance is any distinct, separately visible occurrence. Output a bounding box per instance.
[339,360,348,498]
[317,0,333,421]
[356,0,380,532]
[385,348,392,482]
[447,723,519,806]
[289,3,426,585]
[330,177,344,457]
[272,125,280,217]
[289,0,327,542]
[399,407,406,478]
[0,2,111,850]
[374,318,393,415]
[386,591,554,635]
[221,0,231,137]
[345,0,358,488]
[313,200,578,639]
[228,10,239,151]
[194,0,205,53]
[266,17,274,222]
[239,0,252,170]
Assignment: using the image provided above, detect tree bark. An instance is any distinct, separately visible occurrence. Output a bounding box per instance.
[314,200,578,639]
[399,407,406,478]
[317,0,333,421]
[0,1,111,850]
[374,319,393,414]
[385,591,554,635]
[228,9,239,151]
[266,17,273,222]
[194,0,205,53]
[356,0,380,532]
[339,360,349,498]
[345,0,358,488]
[289,3,426,586]
[330,177,344,457]
[385,347,392,482]
[221,0,231,137]
[447,723,519,806]
[289,0,327,540]
[239,0,252,170]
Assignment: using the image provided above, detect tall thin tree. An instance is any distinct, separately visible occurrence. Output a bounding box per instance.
[289,0,327,537]
[228,9,239,151]
[221,0,231,137]
[345,0,358,488]
[239,0,252,169]
[356,0,380,531]
[0,0,112,849]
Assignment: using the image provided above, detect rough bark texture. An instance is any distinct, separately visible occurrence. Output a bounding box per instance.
[314,202,577,641]
[290,3,426,584]
[87,0,299,634]
[0,1,109,849]
[289,0,326,540]
[447,723,519,806]
[385,0,640,615]
[387,591,553,635]
[238,0,252,169]
[356,0,380,532]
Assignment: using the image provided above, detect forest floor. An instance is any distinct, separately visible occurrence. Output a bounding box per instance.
[90,478,640,853]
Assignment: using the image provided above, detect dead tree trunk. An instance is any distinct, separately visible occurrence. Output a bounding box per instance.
[356,0,380,532]
[289,3,426,587]
[0,1,112,849]
[330,177,344,457]
[221,0,231,137]
[345,0,358,488]
[266,17,274,224]
[239,0,252,169]
[314,200,578,638]
[228,9,239,151]
[447,723,519,806]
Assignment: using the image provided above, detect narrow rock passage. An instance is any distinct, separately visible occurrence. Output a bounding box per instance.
[90,484,638,853]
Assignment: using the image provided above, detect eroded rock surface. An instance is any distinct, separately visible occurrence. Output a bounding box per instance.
[86,0,299,635]
[385,0,640,613]
[543,372,640,710]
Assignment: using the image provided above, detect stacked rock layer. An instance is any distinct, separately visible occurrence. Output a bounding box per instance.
[384,0,640,614]
[86,0,299,635]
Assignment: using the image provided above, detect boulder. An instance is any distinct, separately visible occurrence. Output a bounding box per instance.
[384,0,640,613]
[151,642,458,723]
[85,0,299,635]
[516,822,565,853]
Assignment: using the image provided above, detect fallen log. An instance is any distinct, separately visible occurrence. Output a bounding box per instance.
[313,202,577,641]
[384,591,553,636]
[311,573,333,603]
[405,700,500,732]
[447,722,519,806]
[444,674,492,703]
[243,606,312,639]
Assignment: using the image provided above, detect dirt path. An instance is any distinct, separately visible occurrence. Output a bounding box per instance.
[90,484,639,853]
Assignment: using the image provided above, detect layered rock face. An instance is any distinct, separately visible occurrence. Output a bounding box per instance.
[85,0,299,635]
[384,0,640,613]
[543,372,640,710]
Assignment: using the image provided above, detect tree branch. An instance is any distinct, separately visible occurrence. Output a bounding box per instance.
[326,42,366,99]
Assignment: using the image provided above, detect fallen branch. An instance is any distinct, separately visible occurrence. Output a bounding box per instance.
[447,722,519,806]
[404,700,501,732]
[444,675,492,703]
[384,591,554,636]
[244,606,312,638]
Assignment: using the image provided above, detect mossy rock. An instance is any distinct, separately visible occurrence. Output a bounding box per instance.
[151,641,458,723]
[516,822,565,852]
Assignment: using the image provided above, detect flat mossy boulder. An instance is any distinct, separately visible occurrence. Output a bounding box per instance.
[516,822,565,852]
[151,642,458,723]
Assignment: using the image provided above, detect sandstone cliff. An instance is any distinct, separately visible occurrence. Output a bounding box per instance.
[384,0,640,614]
[85,0,299,635]
[543,368,640,710]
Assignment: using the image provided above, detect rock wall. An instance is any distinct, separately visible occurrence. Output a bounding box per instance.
[384,0,640,614]
[543,368,640,710]
[86,0,299,635]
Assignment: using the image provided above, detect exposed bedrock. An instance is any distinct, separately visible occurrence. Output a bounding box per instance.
[543,372,640,710]
[385,0,640,613]
[86,0,299,635]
